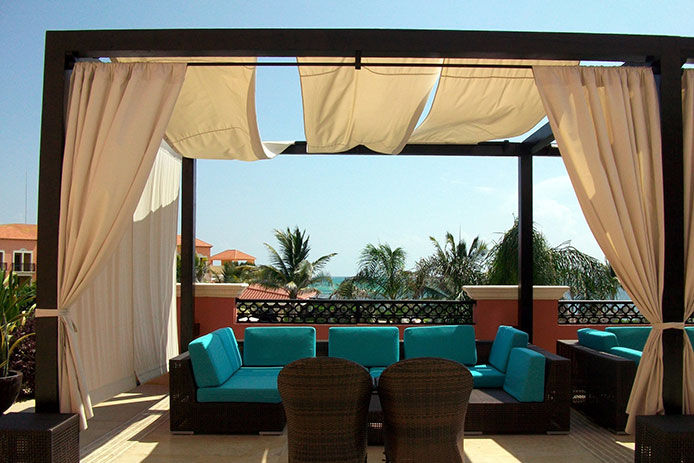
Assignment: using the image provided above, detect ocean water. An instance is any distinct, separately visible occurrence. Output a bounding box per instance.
[313,276,349,296]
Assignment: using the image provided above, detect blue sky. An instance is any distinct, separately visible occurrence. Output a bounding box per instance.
[1,1,692,275]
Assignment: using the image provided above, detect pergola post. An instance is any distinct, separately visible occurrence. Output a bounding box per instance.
[180,157,196,352]
[657,48,685,414]
[518,151,534,340]
[34,36,67,413]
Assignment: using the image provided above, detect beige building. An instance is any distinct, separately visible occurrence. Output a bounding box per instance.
[0,223,37,282]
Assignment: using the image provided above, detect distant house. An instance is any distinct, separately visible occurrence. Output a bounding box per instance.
[210,249,256,266]
[176,235,213,259]
[239,284,318,300]
[0,223,37,282]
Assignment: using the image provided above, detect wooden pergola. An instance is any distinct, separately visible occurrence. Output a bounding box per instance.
[36,29,694,418]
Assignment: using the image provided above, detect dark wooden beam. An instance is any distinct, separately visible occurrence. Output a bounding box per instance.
[523,122,555,154]
[657,48,685,414]
[46,29,693,63]
[518,152,534,340]
[279,141,557,157]
[180,158,196,353]
[35,34,67,413]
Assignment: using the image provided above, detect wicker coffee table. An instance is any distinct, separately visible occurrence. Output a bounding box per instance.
[0,412,79,463]
[635,415,694,463]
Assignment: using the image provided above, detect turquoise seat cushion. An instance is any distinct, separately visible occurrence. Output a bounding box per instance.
[403,325,477,366]
[329,327,399,367]
[503,348,545,402]
[243,327,316,366]
[577,328,618,352]
[609,346,642,365]
[468,364,506,388]
[488,326,529,373]
[369,367,386,380]
[188,332,239,388]
[197,367,282,403]
[605,327,651,351]
[213,327,242,371]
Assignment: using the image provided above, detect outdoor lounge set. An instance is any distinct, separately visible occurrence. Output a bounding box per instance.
[558,327,694,433]
[170,324,570,437]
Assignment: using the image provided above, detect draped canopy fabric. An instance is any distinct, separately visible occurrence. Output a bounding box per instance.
[57,62,185,428]
[410,59,576,144]
[683,70,694,414]
[114,57,287,161]
[533,65,670,433]
[298,57,442,154]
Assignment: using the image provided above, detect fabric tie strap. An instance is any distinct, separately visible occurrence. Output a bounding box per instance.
[651,322,686,331]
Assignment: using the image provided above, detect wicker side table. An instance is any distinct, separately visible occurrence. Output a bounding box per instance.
[635,415,694,463]
[0,413,79,463]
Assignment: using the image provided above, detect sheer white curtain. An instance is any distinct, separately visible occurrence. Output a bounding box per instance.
[132,142,181,383]
[534,66,670,433]
[55,62,185,428]
[683,69,694,413]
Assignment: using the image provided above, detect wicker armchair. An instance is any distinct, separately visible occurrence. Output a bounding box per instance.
[378,357,474,463]
[278,357,372,463]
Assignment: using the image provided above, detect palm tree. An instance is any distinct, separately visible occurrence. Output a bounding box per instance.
[254,227,336,299]
[176,254,210,283]
[220,261,257,283]
[352,243,410,299]
[419,232,488,300]
[486,219,618,299]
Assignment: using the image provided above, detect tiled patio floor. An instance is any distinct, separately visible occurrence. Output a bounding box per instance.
[9,380,635,462]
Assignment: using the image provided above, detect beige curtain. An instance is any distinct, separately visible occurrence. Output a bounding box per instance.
[57,62,185,428]
[533,66,666,433]
[684,70,694,414]
[299,57,441,154]
[411,59,576,144]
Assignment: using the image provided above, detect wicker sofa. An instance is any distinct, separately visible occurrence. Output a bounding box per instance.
[171,325,570,435]
[557,327,694,432]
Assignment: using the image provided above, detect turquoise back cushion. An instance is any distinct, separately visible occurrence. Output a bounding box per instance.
[577,328,618,352]
[329,327,399,367]
[489,326,529,373]
[188,332,239,388]
[403,325,477,365]
[243,327,316,366]
[687,327,694,347]
[213,327,242,371]
[503,347,545,402]
[605,327,651,351]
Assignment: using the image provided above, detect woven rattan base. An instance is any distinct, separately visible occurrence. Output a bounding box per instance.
[635,415,694,463]
[0,413,79,463]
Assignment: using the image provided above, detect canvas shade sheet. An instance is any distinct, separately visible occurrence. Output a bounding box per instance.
[299,57,442,154]
[411,59,576,144]
[534,65,665,433]
[115,57,288,160]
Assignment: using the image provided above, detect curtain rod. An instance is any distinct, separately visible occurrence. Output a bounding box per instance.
[185,61,536,69]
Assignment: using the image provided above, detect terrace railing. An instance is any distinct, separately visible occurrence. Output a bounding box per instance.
[236,299,474,325]
[558,300,694,325]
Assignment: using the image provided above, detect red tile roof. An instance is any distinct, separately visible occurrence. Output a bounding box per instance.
[0,224,37,241]
[210,249,256,263]
[176,235,212,248]
[240,284,318,300]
